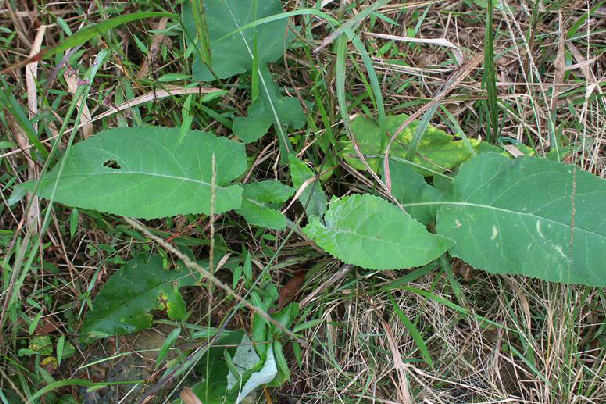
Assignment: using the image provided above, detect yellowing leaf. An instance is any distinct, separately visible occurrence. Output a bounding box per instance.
[341,114,479,176]
[81,254,199,338]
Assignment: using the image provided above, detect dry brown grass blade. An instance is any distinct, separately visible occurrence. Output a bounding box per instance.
[365,32,463,64]
[550,12,566,113]
[567,42,604,95]
[14,24,47,235]
[6,113,39,234]
[566,41,604,169]
[26,26,46,130]
[179,387,203,404]
[382,321,413,404]
[282,175,319,213]
[64,68,93,138]
[0,86,223,160]
[137,17,169,79]
[300,264,352,308]
[3,0,31,47]
[85,86,222,128]
[502,276,532,333]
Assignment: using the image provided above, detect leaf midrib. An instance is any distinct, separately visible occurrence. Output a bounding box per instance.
[43,171,222,187]
[408,201,606,239]
[322,225,439,252]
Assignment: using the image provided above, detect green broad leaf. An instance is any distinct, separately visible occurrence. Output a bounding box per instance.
[81,254,199,338]
[241,180,294,203]
[29,336,53,355]
[237,181,294,230]
[183,0,305,148]
[385,159,446,225]
[233,65,306,144]
[237,198,288,230]
[341,114,480,177]
[269,303,299,339]
[227,334,277,403]
[303,194,452,270]
[183,0,293,81]
[474,141,505,156]
[192,331,276,404]
[432,174,455,198]
[192,330,245,404]
[268,340,290,387]
[288,154,327,219]
[160,285,187,322]
[436,153,606,286]
[19,127,246,219]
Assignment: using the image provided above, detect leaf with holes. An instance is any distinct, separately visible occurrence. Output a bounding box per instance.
[341,114,480,177]
[237,180,294,230]
[436,153,606,286]
[183,0,293,81]
[303,194,452,270]
[81,254,199,338]
[18,127,246,219]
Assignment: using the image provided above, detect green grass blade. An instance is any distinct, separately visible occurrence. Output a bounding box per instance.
[405,102,440,161]
[316,0,390,51]
[43,12,175,61]
[27,378,144,403]
[0,85,48,158]
[439,105,477,157]
[388,293,434,368]
[347,31,387,143]
[216,9,340,43]
[189,0,212,68]
[483,0,498,143]
[401,286,508,331]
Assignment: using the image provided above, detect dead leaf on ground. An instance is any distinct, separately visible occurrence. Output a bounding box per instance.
[278,271,306,309]
[180,387,202,404]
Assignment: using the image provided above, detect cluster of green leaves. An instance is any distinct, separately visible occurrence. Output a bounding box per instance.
[74,247,298,403]
[19,121,606,287]
[8,0,606,402]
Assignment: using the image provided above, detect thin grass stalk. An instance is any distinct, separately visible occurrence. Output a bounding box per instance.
[483,0,498,143]
[405,103,439,161]
[189,0,212,69]
[205,153,216,401]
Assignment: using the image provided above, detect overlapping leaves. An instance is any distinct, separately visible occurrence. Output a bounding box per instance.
[182,0,306,145]
[341,114,480,176]
[237,180,294,230]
